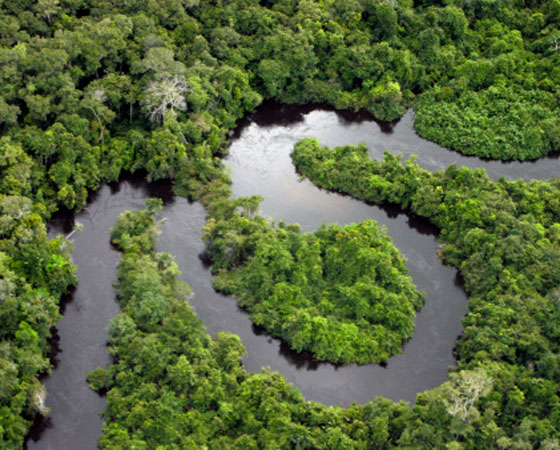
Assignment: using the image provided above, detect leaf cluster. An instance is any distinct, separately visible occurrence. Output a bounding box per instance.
[211,218,424,364]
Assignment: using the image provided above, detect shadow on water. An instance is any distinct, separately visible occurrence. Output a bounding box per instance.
[278,339,325,372]
[109,171,176,205]
[230,101,398,140]
[25,417,54,448]
[334,107,398,133]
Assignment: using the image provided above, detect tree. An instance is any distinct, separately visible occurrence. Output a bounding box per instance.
[0,97,19,125]
[367,80,406,121]
[35,0,61,26]
[441,368,493,423]
[132,47,186,79]
[143,76,189,125]
[81,88,115,146]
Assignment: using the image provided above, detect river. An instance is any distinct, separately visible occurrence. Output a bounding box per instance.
[26,103,558,449]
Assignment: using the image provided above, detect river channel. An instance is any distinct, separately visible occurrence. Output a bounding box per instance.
[27,103,558,449]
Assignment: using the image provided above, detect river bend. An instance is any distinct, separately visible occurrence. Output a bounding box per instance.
[28,103,556,449]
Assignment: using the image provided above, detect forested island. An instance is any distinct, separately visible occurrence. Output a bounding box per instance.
[210,216,425,364]
[1,0,559,448]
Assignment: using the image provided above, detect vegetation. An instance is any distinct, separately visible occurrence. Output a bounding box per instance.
[0,0,558,448]
[89,200,419,449]
[412,1,560,160]
[0,141,76,448]
[209,217,424,364]
[292,137,560,447]
[92,178,560,447]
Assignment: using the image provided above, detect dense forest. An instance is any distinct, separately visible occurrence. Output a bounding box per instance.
[292,138,560,447]
[0,0,559,448]
[209,217,425,364]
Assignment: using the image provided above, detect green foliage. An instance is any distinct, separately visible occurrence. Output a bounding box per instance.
[110,198,163,254]
[0,207,75,448]
[411,3,560,160]
[415,85,559,160]
[0,0,559,446]
[292,137,560,447]
[367,81,407,121]
[209,218,424,364]
[90,202,422,448]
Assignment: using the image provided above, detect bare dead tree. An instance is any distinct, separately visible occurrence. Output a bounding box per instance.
[143,75,189,124]
[442,368,493,423]
[85,88,109,145]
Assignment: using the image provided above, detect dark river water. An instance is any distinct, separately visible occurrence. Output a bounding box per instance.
[26,103,558,449]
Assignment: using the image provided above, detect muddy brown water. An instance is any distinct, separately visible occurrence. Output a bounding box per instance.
[27,103,557,449]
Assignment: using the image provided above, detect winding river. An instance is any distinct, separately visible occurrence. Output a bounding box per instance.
[27,103,558,449]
